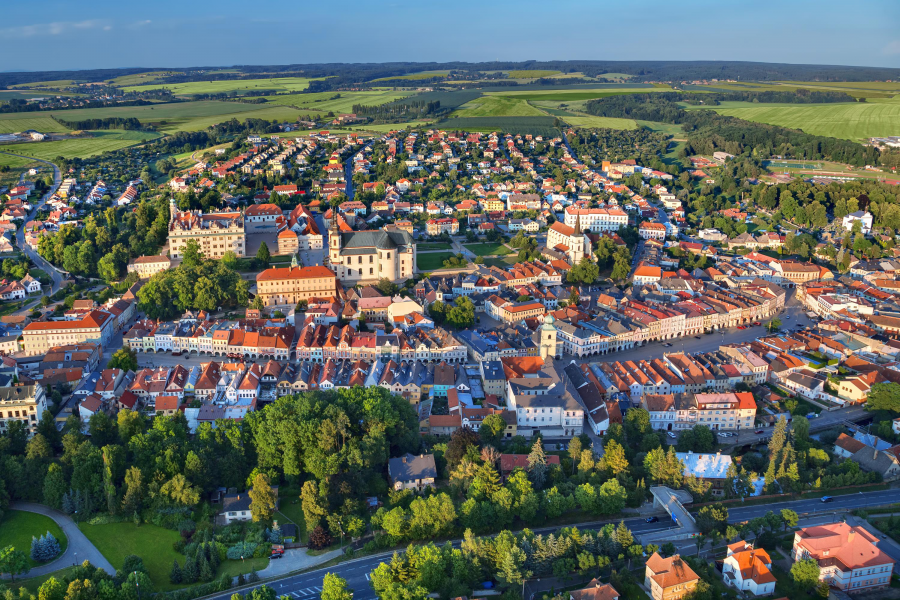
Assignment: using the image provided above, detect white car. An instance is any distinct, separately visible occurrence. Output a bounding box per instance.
[666,431,676,439]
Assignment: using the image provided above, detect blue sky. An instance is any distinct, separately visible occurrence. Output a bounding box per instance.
[2,0,898,72]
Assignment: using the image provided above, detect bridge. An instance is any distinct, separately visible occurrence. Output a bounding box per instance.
[641,487,699,544]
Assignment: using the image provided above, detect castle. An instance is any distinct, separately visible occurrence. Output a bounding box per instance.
[327,216,416,285]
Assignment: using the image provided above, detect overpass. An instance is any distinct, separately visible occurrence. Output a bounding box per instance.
[641,487,699,545]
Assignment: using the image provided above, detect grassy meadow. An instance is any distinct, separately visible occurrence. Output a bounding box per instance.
[121,77,326,95]
[0,116,71,134]
[264,90,413,114]
[0,134,157,160]
[0,510,68,568]
[452,96,548,118]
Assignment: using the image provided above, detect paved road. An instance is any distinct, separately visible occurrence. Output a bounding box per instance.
[7,502,116,577]
[2,152,66,296]
[205,488,897,600]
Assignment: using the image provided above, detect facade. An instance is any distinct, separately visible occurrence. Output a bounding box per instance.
[723,541,776,596]
[255,264,338,307]
[168,200,246,259]
[842,211,873,235]
[639,222,667,240]
[644,553,699,600]
[426,218,459,236]
[22,311,115,355]
[792,523,894,593]
[0,384,47,437]
[502,356,584,438]
[127,255,171,279]
[328,223,416,284]
[547,221,590,265]
[564,206,629,233]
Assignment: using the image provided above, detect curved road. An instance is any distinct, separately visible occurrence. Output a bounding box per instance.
[1,152,67,297]
[7,502,115,578]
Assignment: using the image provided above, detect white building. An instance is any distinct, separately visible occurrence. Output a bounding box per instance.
[723,541,776,596]
[842,211,873,235]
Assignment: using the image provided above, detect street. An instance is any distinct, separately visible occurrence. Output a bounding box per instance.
[205,488,899,600]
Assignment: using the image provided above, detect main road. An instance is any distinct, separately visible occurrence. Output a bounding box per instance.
[2,151,67,295]
[205,488,897,600]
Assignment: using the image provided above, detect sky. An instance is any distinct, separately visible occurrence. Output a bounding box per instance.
[2,0,899,72]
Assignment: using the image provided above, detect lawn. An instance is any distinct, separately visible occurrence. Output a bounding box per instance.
[698,100,900,141]
[464,242,513,256]
[0,510,68,568]
[451,96,547,118]
[121,77,327,95]
[417,242,453,251]
[483,256,519,268]
[0,116,70,134]
[417,252,458,272]
[79,522,182,590]
[274,486,308,544]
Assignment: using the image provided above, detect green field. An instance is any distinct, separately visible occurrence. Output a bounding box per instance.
[598,73,635,80]
[636,120,687,137]
[13,101,268,127]
[703,100,900,140]
[464,243,513,256]
[164,106,309,133]
[10,80,78,89]
[564,116,639,130]
[452,96,547,118]
[107,71,176,86]
[490,87,671,101]
[0,510,68,568]
[436,116,559,136]
[0,116,70,134]
[417,252,458,271]
[265,90,413,114]
[0,135,154,160]
[507,70,561,79]
[417,242,454,251]
[121,77,325,95]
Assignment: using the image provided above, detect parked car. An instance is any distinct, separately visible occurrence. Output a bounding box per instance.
[737,325,746,330]
[270,553,283,559]
[646,516,659,523]
[171,351,182,356]
[663,343,672,347]
[754,429,765,434]
[753,322,762,326]
[667,431,677,439]
[694,336,702,339]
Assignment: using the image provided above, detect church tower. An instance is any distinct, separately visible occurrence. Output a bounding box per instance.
[327,212,341,273]
[540,314,558,360]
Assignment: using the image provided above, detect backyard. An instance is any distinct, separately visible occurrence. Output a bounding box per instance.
[0,510,68,568]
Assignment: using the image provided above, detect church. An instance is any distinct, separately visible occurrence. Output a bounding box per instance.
[547,220,590,265]
[327,218,417,285]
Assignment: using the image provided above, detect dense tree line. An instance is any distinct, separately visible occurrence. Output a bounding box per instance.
[584,93,881,166]
[681,89,856,104]
[54,116,144,130]
[352,99,443,120]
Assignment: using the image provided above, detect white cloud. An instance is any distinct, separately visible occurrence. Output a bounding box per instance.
[883,40,900,55]
[129,20,152,29]
[2,20,108,37]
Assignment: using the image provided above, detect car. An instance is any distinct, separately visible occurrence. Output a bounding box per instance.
[737,325,746,330]
[270,553,283,559]
[667,431,677,439]
[753,322,762,326]
[717,431,730,437]
[646,516,659,523]
[663,343,672,347]
[694,336,702,339]
[785,315,791,319]
[754,429,765,434]
[821,496,833,503]
[171,351,182,356]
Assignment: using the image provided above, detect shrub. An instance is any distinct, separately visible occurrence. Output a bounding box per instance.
[226,542,257,560]
[308,525,333,550]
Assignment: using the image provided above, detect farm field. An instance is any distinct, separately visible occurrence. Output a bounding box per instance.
[701,100,900,140]
[507,70,561,79]
[163,105,309,133]
[0,510,68,568]
[464,242,513,256]
[121,76,325,95]
[452,96,547,118]
[266,90,413,114]
[371,71,450,82]
[490,87,671,101]
[636,120,687,137]
[0,135,153,160]
[417,252,457,272]
[25,101,265,126]
[362,121,433,132]
[564,116,638,130]
[10,79,77,89]
[435,116,559,136]
[0,116,70,134]
[106,71,175,86]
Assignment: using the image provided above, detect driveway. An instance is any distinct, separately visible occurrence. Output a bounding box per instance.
[8,502,115,576]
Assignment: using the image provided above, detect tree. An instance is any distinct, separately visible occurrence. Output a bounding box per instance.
[321,573,353,600]
[256,242,271,266]
[791,557,822,591]
[309,525,332,550]
[867,382,900,413]
[374,278,398,297]
[696,504,729,535]
[37,576,65,600]
[301,481,328,532]
[181,240,203,268]
[107,347,138,372]
[767,318,782,332]
[479,414,507,446]
[600,440,628,476]
[567,257,599,285]
[780,509,799,531]
[0,546,29,582]
[527,438,548,489]
[611,248,631,280]
[43,464,67,509]
[169,560,183,584]
[249,473,277,523]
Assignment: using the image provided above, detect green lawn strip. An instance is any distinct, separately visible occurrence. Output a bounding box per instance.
[13,566,78,594]
[217,557,269,581]
[0,510,68,568]
[416,242,453,251]
[463,242,513,256]
[483,256,518,268]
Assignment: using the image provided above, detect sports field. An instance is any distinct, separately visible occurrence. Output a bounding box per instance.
[452,96,547,118]
[0,116,70,134]
[121,76,326,95]
[265,90,413,114]
[704,98,900,140]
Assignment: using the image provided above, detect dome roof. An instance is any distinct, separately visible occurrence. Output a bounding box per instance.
[541,313,556,330]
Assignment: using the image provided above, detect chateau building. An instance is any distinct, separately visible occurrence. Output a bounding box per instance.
[255,261,338,307]
[168,199,246,259]
[327,219,416,284]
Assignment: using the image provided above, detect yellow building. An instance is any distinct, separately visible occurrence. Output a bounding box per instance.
[0,384,48,437]
[168,199,246,259]
[328,222,416,284]
[255,263,338,307]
